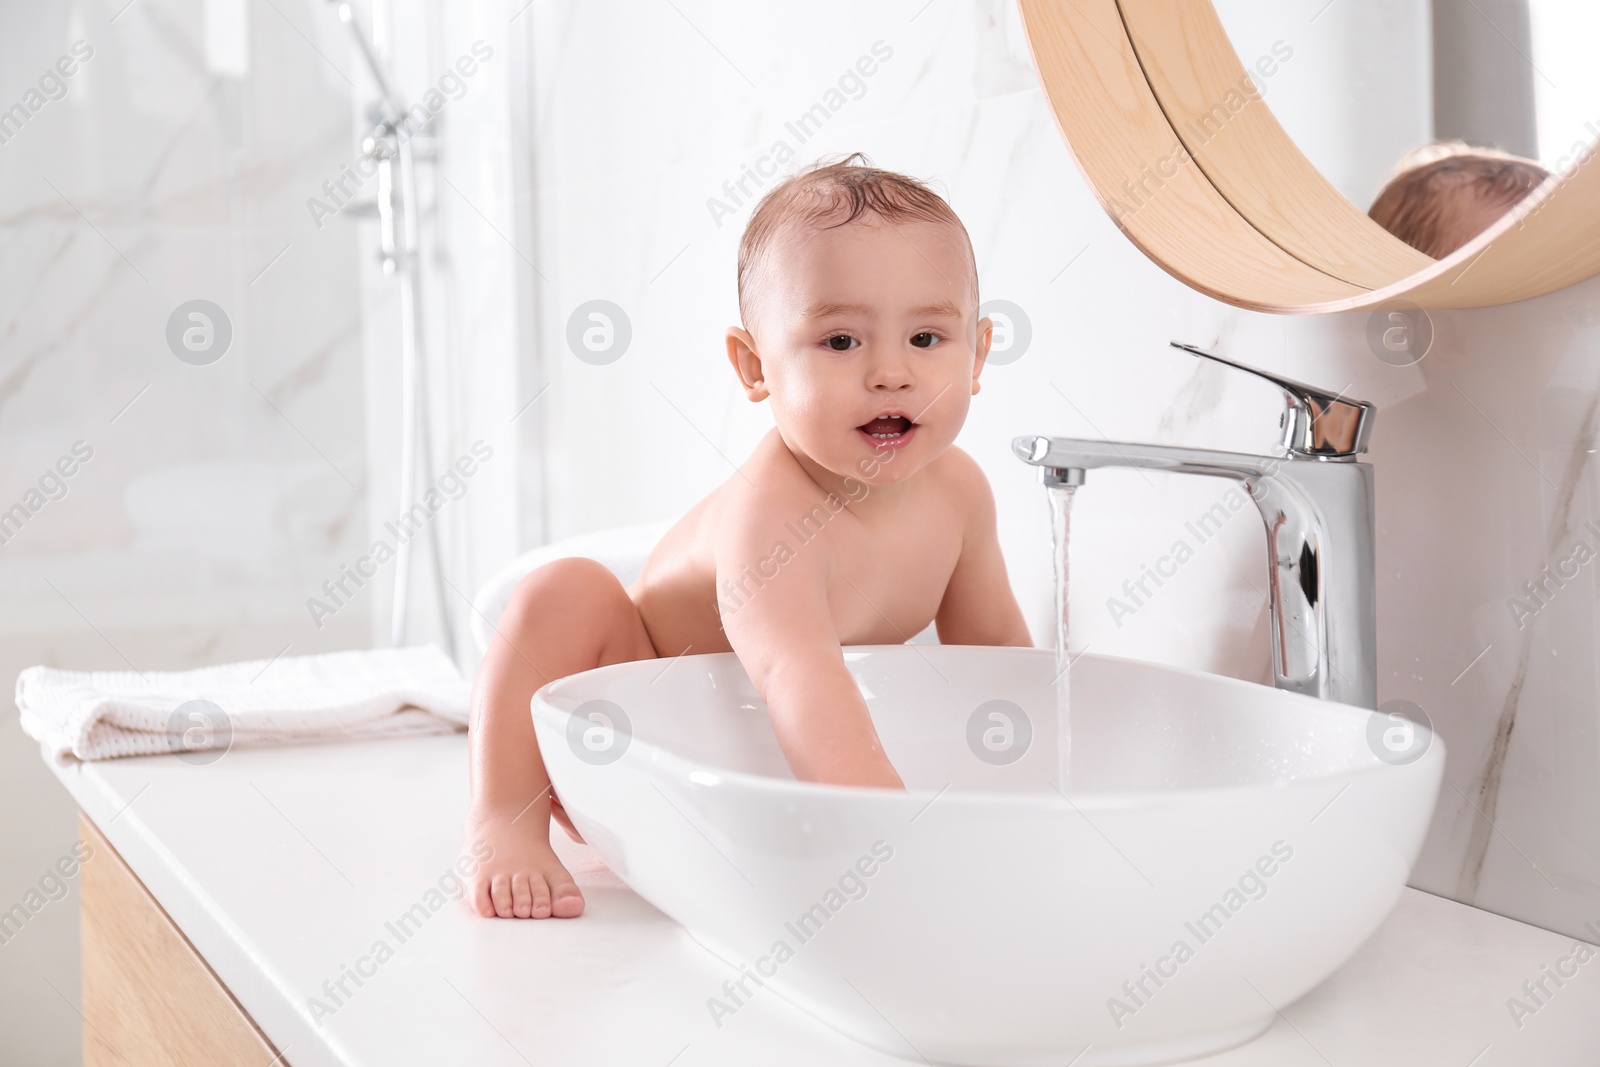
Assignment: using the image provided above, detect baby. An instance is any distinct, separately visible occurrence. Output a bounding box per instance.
[1368,140,1550,257]
[463,153,1033,919]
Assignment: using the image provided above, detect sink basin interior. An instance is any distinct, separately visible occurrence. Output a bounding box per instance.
[555,644,1404,796]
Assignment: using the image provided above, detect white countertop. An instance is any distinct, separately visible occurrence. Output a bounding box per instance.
[47,733,1600,1067]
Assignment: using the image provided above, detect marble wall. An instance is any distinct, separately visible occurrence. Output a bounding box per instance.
[0,2,374,661]
[1366,286,1600,941]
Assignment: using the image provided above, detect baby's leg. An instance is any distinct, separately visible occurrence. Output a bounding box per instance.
[464,556,658,919]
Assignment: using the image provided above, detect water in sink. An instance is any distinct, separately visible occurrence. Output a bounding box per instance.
[1046,480,1076,791]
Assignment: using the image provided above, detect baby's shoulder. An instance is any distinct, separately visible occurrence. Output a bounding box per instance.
[710,453,818,534]
[922,445,997,533]
[927,444,988,498]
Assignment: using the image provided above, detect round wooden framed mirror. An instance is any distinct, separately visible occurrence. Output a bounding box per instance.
[1017,0,1600,311]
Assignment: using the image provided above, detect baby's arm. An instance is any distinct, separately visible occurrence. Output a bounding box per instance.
[716,493,903,789]
[934,452,1034,646]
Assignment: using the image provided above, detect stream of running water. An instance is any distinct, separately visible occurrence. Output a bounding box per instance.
[1046,480,1076,791]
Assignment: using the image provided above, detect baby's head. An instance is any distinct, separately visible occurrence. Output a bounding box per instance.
[1369,141,1550,258]
[726,153,991,488]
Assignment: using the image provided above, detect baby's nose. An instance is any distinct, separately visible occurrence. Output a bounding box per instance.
[866,353,916,388]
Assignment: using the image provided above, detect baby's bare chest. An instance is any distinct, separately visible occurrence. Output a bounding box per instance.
[633,479,965,651]
[819,509,963,643]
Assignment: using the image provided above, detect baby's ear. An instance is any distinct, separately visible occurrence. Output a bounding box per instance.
[726,327,769,401]
[971,315,994,393]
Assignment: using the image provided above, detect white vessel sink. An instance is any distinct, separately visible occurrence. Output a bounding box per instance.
[532,645,1444,1067]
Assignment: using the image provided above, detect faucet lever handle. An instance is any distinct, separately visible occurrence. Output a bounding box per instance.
[1170,341,1375,458]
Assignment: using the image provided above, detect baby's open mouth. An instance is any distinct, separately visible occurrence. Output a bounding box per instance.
[858,414,914,439]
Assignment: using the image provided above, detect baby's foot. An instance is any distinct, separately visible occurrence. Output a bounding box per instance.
[463,807,585,919]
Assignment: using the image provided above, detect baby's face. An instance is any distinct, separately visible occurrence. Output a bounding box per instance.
[730,214,991,488]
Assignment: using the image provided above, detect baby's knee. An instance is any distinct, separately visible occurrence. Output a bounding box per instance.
[505,556,623,627]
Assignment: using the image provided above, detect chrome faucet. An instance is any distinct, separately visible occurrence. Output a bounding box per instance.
[1015,342,1378,709]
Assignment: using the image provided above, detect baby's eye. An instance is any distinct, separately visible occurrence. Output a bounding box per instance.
[910,332,940,349]
[826,334,858,352]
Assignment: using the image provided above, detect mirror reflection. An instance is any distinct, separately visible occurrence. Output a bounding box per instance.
[1212,0,1598,256]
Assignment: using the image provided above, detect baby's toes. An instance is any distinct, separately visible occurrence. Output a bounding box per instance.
[528,873,553,918]
[472,874,497,918]
[511,873,534,918]
[547,867,584,918]
[490,873,515,918]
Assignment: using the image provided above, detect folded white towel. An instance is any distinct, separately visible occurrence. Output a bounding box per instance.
[16,644,469,764]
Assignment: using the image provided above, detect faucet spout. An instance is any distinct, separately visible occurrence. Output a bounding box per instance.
[1015,434,1377,709]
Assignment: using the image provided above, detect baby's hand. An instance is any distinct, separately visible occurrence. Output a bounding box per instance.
[463,803,585,919]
